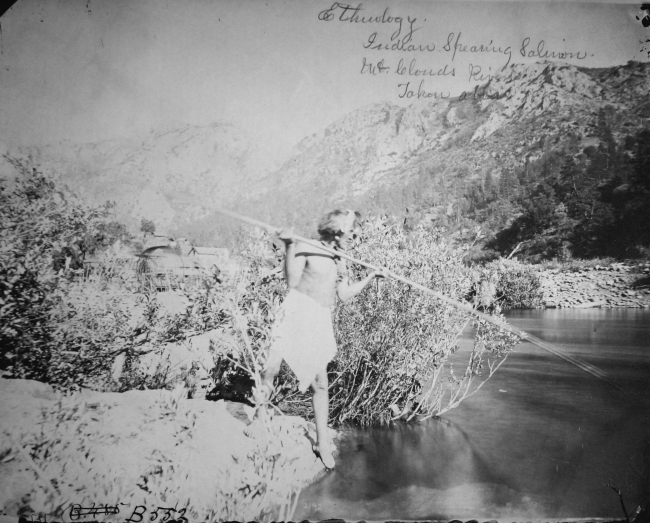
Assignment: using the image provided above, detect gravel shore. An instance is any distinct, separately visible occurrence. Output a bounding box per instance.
[538,261,650,309]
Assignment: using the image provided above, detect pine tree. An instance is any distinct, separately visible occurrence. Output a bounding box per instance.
[633,128,650,189]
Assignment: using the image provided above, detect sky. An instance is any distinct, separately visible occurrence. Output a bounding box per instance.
[0,0,648,157]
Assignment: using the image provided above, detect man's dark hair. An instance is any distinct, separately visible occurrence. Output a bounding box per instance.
[317,209,361,237]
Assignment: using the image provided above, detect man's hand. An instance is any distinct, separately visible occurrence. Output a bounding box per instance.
[277,227,295,245]
[373,267,390,279]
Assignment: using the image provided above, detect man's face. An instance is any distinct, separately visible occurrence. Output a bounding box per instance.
[335,221,359,250]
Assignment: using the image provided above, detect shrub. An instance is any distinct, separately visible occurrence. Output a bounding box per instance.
[46,276,141,389]
[0,159,277,391]
[463,247,501,265]
[0,160,110,382]
[0,159,179,391]
[484,258,544,309]
[326,218,520,424]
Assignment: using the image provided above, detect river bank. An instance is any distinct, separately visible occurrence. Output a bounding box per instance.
[0,378,329,521]
[536,261,650,309]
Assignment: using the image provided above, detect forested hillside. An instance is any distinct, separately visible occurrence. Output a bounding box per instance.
[482,123,650,260]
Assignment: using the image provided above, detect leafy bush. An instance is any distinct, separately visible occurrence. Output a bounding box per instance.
[46,277,141,389]
[326,218,520,424]
[160,268,230,340]
[0,159,180,390]
[484,258,544,309]
[463,246,501,265]
[0,158,271,391]
[0,159,110,381]
[206,231,286,392]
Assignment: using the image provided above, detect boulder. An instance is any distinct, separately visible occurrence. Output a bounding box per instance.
[137,328,238,382]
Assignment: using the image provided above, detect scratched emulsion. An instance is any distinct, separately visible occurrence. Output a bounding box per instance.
[638,4,650,57]
[296,308,650,521]
[638,3,650,26]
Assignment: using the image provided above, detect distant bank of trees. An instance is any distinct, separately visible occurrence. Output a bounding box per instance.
[483,123,650,260]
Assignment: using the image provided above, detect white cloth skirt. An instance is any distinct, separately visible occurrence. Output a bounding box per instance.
[270,289,337,392]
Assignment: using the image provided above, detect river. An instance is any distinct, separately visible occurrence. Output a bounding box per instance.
[295,308,650,521]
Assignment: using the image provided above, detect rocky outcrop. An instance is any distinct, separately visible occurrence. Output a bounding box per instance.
[539,261,650,308]
[0,378,329,520]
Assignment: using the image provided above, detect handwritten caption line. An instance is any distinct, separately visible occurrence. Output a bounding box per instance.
[16,504,189,523]
[318,2,592,99]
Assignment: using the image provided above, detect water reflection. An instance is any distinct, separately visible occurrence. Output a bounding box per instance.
[296,309,650,520]
[298,418,549,520]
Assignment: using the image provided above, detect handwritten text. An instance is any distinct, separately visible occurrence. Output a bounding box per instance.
[318,2,417,41]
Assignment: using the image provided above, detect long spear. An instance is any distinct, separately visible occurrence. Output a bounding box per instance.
[215,208,621,390]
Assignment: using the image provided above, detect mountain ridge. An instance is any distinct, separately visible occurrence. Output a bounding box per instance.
[256,60,649,224]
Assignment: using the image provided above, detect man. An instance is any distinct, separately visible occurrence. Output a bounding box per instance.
[262,209,386,469]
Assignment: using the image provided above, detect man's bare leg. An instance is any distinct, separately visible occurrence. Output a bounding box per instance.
[257,349,282,420]
[312,369,335,469]
[261,349,282,391]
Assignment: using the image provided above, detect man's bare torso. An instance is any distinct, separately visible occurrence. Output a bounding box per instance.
[293,242,344,308]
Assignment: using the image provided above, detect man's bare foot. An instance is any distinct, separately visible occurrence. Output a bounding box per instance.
[315,445,335,469]
[253,406,266,423]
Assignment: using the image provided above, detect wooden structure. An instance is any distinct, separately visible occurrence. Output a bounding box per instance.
[137,244,229,291]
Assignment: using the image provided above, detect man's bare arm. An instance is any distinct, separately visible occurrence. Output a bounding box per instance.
[278,228,306,288]
[337,260,387,303]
